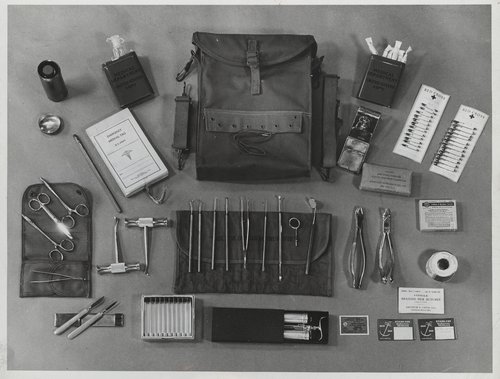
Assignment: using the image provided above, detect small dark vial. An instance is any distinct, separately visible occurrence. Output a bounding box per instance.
[37,60,68,102]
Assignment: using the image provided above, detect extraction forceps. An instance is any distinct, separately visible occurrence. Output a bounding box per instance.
[28,193,74,240]
[40,177,89,225]
[22,214,74,261]
[349,207,366,289]
[378,208,395,284]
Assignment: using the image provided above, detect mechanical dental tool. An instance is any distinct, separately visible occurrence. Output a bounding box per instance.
[211,198,217,270]
[349,207,366,289]
[97,217,141,274]
[22,214,74,261]
[378,208,395,284]
[277,195,284,281]
[240,197,250,269]
[54,296,105,335]
[67,300,119,340]
[225,197,229,271]
[261,200,268,272]
[40,177,89,226]
[124,217,170,276]
[28,192,74,239]
[188,200,194,272]
[304,197,317,275]
[198,201,202,272]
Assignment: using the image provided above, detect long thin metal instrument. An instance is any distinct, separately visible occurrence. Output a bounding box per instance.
[188,201,194,273]
[225,197,229,271]
[277,195,284,281]
[261,200,268,272]
[211,198,217,270]
[198,201,202,272]
[67,301,119,339]
[305,198,317,275]
[73,134,122,213]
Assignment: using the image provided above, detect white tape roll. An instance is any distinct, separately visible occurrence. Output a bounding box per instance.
[425,251,458,282]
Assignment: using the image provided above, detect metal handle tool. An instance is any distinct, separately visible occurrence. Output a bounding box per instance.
[54,296,104,335]
[305,197,317,275]
[225,197,229,271]
[261,200,267,272]
[97,217,141,274]
[378,208,395,284]
[125,217,170,276]
[22,214,74,261]
[40,177,90,220]
[211,198,217,270]
[240,197,250,270]
[349,207,366,289]
[198,201,202,272]
[30,270,86,284]
[73,134,122,213]
[67,301,119,340]
[188,200,194,273]
[277,195,284,281]
[28,193,74,239]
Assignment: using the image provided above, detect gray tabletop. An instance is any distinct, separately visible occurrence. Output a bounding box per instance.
[7,4,492,373]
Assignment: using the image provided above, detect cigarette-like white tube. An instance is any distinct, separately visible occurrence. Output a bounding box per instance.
[382,45,392,58]
[365,37,379,55]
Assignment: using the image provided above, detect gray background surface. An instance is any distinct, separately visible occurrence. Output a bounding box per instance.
[7,5,492,372]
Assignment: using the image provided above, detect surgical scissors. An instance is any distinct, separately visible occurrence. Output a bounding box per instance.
[40,177,89,223]
[378,208,395,284]
[22,214,75,261]
[28,192,74,240]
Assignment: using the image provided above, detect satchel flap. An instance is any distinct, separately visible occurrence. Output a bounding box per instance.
[205,108,303,133]
[193,32,317,66]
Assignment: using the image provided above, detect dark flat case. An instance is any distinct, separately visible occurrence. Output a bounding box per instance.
[357,54,405,107]
[102,51,155,108]
[212,307,329,344]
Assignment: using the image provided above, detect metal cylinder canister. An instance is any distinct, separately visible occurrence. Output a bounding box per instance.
[37,60,68,102]
[425,251,458,282]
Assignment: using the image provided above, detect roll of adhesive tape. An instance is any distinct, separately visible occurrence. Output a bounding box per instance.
[425,251,458,282]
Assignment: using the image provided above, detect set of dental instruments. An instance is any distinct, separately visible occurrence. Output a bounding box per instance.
[185,196,319,280]
[365,37,412,63]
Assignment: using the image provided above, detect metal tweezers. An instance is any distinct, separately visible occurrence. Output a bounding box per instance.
[30,270,86,284]
[349,207,366,289]
[378,208,395,284]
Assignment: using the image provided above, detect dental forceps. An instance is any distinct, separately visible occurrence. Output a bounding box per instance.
[349,207,366,289]
[22,214,75,261]
[28,192,74,240]
[378,208,395,284]
[40,177,89,225]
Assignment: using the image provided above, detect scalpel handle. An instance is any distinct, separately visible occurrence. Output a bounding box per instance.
[54,308,88,335]
[67,312,103,339]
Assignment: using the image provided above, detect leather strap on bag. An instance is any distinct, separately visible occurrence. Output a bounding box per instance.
[320,74,340,181]
[172,83,191,170]
[246,40,261,95]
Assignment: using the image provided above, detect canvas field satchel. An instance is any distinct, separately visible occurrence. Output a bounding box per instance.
[177,32,327,182]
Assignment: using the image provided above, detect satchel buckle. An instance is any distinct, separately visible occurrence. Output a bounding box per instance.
[247,40,261,95]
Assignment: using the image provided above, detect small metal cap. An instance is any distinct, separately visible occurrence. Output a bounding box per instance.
[38,114,63,135]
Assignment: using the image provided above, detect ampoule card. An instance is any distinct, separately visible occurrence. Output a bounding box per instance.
[393,84,449,163]
[377,319,414,341]
[429,105,489,182]
[418,318,456,341]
